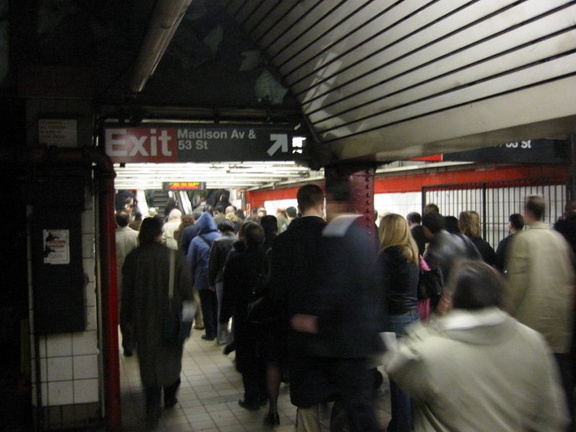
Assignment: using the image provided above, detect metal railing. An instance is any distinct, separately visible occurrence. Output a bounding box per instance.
[423,177,567,248]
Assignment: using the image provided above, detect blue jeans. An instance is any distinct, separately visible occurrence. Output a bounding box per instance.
[388,310,419,432]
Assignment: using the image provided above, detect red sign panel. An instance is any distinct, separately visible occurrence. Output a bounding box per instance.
[105,127,179,163]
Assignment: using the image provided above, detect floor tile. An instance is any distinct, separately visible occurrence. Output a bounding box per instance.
[118,330,391,431]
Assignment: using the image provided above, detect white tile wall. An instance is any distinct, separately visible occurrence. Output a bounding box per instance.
[72,331,98,356]
[73,355,98,379]
[47,357,73,381]
[374,192,421,218]
[73,379,99,404]
[264,199,298,217]
[31,188,101,407]
[48,381,75,405]
[46,334,73,357]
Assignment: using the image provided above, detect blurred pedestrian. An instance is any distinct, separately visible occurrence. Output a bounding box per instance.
[506,195,575,429]
[121,217,194,428]
[385,260,568,431]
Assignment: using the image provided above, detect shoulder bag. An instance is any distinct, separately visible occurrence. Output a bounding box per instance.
[163,250,193,344]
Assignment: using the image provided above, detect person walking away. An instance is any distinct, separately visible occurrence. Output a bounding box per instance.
[187,211,221,341]
[421,211,482,311]
[208,219,237,345]
[162,208,182,250]
[220,223,268,411]
[121,217,194,429]
[385,260,568,431]
[268,184,331,432]
[115,210,139,357]
[458,210,497,266]
[290,182,384,432]
[495,213,524,272]
[406,211,426,256]
[505,195,575,430]
[377,214,419,432]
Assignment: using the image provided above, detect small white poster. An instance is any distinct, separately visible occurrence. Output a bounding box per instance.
[39,119,78,147]
[43,229,70,265]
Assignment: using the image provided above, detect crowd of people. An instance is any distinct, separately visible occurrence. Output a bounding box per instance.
[114,188,576,431]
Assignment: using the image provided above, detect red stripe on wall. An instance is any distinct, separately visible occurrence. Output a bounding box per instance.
[246,164,569,209]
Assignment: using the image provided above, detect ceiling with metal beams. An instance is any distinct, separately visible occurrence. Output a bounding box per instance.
[5,0,576,190]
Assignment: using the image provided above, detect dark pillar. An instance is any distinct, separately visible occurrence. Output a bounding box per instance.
[324,162,378,244]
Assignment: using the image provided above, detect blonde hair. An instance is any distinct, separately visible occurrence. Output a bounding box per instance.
[458,210,481,238]
[225,212,241,223]
[378,213,419,265]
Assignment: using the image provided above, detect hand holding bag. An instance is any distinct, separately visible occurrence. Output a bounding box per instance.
[417,255,444,300]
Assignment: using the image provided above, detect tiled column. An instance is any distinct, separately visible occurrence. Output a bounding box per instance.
[325,162,378,245]
[30,190,101,429]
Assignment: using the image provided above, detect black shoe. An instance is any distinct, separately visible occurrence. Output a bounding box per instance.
[201,334,216,341]
[123,350,133,357]
[264,412,280,426]
[164,396,178,409]
[222,344,235,355]
[238,399,261,411]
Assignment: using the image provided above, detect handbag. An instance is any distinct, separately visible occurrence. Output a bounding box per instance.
[246,249,279,325]
[417,256,444,300]
[247,294,278,325]
[163,250,193,344]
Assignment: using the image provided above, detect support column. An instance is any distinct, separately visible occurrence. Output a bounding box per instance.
[324,162,378,244]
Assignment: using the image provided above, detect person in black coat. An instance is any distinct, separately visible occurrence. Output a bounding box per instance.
[208,220,237,345]
[495,213,524,272]
[269,184,333,430]
[288,182,384,432]
[422,212,482,310]
[220,223,267,411]
[407,212,427,256]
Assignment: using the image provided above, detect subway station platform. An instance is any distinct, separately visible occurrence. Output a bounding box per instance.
[118,329,391,431]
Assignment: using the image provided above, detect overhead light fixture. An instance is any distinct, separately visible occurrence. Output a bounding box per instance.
[130,0,193,93]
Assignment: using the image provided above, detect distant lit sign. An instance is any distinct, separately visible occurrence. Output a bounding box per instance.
[104,124,294,163]
[163,182,205,191]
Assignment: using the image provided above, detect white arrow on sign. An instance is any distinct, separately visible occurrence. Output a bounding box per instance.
[267,134,289,156]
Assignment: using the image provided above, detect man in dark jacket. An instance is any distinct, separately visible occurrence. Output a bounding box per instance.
[495,213,524,272]
[407,211,427,256]
[273,183,384,432]
[422,212,481,310]
[269,184,332,431]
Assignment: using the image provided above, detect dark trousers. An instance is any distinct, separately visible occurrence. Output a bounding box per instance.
[322,357,381,432]
[241,363,266,405]
[554,352,574,431]
[144,377,181,426]
[198,289,218,338]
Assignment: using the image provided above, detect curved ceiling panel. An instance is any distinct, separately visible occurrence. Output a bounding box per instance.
[225,0,576,161]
